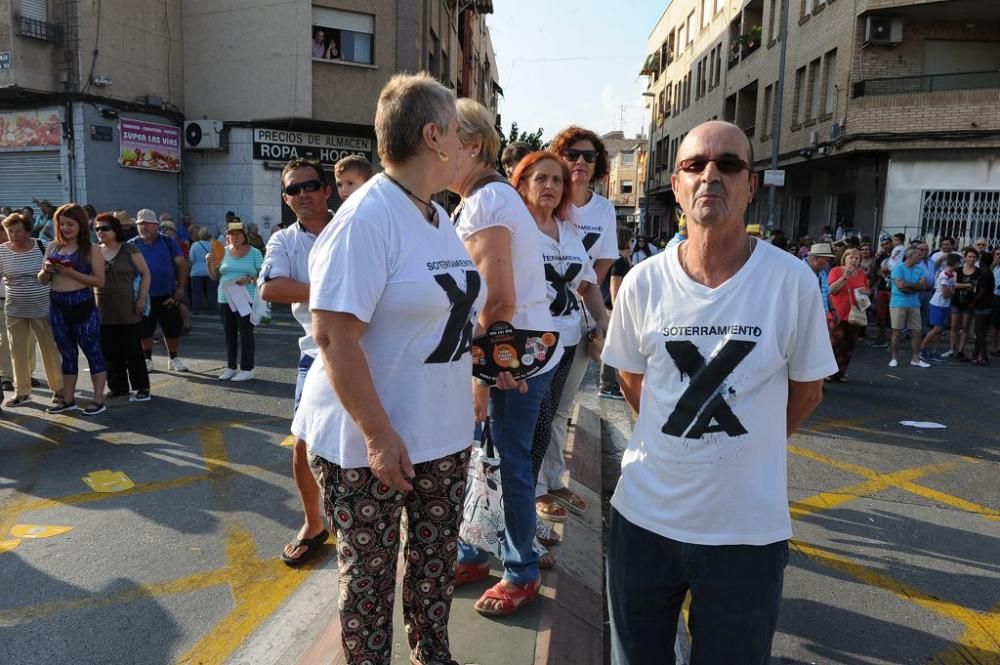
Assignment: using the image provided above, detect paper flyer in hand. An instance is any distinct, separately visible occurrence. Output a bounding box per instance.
[471,322,560,384]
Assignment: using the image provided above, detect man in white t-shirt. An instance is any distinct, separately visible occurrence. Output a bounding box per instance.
[887,232,906,270]
[602,121,836,665]
[260,158,342,566]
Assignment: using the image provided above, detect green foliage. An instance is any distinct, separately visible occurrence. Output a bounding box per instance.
[495,117,547,169]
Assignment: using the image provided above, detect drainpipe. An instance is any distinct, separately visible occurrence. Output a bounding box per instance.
[766,0,790,230]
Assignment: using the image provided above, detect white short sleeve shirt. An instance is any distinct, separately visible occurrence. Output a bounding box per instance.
[602,241,837,546]
[572,192,618,264]
[260,219,325,357]
[538,220,597,347]
[292,175,487,468]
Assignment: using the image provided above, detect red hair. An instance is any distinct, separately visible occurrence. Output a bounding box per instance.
[510,151,574,222]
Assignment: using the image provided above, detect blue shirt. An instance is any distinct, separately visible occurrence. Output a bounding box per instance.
[217,247,263,304]
[890,262,925,308]
[188,240,211,278]
[129,234,182,297]
[804,257,830,313]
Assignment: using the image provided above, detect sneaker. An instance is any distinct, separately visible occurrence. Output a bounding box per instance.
[218,368,238,381]
[939,350,955,359]
[168,357,189,372]
[598,387,625,400]
[888,359,898,368]
[145,358,154,372]
[31,378,42,388]
[46,401,78,414]
[910,360,931,368]
[919,351,932,362]
[231,369,255,382]
[536,520,561,547]
[106,389,130,399]
[81,403,106,416]
[130,391,151,402]
[929,353,945,362]
[1,379,13,392]
[868,341,889,348]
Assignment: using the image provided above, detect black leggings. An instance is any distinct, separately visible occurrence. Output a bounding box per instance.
[101,323,150,393]
[529,344,577,481]
[973,313,991,360]
[220,307,255,370]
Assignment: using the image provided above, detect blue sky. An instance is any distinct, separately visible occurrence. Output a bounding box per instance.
[487,1,668,142]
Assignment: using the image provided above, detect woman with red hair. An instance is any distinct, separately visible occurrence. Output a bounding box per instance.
[512,151,607,531]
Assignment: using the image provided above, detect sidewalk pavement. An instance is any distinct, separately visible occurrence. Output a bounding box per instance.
[228,401,605,665]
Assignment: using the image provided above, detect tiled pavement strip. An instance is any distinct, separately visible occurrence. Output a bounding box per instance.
[1,320,998,664]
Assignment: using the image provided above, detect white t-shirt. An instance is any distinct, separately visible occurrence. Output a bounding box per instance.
[572,192,618,265]
[292,175,486,468]
[538,220,597,348]
[260,217,328,357]
[888,244,905,269]
[930,270,956,308]
[602,241,837,546]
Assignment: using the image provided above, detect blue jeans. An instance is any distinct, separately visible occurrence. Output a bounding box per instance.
[294,353,314,414]
[607,508,788,665]
[457,368,554,586]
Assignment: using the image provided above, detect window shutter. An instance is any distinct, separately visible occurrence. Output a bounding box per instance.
[20,0,48,21]
[312,8,374,34]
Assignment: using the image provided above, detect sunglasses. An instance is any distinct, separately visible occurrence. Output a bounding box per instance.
[676,157,750,174]
[561,149,599,164]
[95,226,113,232]
[283,179,324,196]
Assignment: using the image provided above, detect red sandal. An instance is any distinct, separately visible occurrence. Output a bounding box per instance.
[474,579,541,616]
[454,561,490,587]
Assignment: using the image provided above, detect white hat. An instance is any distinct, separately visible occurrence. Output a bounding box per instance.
[136,208,158,224]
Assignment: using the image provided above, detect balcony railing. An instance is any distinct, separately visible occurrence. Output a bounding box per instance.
[15,15,62,43]
[852,70,1000,98]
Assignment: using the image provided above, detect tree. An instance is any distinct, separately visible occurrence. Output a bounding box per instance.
[494,117,547,170]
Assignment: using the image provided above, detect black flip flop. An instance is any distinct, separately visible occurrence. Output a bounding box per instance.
[280,529,329,566]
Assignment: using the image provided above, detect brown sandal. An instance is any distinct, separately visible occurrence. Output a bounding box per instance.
[539,550,557,569]
[536,496,568,523]
[549,487,587,514]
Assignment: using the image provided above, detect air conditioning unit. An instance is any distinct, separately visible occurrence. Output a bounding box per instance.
[808,130,819,147]
[864,16,903,45]
[183,120,224,150]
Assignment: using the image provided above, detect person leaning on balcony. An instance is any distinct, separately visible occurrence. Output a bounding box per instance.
[290,72,484,665]
[0,212,64,409]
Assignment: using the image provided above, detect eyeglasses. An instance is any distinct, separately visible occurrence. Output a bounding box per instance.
[561,149,599,164]
[676,156,750,175]
[95,226,113,232]
[283,179,324,196]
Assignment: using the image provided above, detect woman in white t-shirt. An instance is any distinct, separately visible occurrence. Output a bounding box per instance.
[448,99,563,616]
[512,152,606,528]
[291,73,484,665]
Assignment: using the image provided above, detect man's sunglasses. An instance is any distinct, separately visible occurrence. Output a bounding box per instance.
[562,149,599,164]
[676,157,750,174]
[283,180,324,196]
[95,225,113,232]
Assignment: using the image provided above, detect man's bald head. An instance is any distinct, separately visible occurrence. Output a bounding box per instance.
[674,121,753,171]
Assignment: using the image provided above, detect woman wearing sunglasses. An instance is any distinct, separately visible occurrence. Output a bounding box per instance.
[531,127,618,524]
[96,212,152,401]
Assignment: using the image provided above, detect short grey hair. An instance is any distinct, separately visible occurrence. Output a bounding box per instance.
[456,98,501,167]
[375,72,457,165]
[903,247,920,261]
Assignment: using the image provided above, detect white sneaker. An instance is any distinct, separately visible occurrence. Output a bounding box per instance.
[910,360,931,368]
[218,368,238,380]
[231,369,255,382]
[168,357,189,372]
[145,358,154,373]
[888,359,898,368]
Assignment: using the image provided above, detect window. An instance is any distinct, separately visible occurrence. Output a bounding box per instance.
[687,11,695,46]
[678,23,686,51]
[665,85,673,116]
[701,0,711,28]
[312,7,374,65]
[715,0,725,13]
[807,57,822,122]
[428,32,439,74]
[621,180,634,194]
[20,0,47,21]
[713,46,722,87]
[792,66,806,128]
[822,49,838,116]
[801,0,826,19]
[622,152,635,165]
[761,83,773,139]
[708,47,715,91]
[696,60,704,99]
[767,0,778,42]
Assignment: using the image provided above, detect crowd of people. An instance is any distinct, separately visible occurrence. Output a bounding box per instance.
[3,69,995,665]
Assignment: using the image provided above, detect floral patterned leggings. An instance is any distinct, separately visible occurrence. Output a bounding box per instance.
[312,448,469,665]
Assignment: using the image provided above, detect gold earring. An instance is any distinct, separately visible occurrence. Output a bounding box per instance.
[437,150,449,162]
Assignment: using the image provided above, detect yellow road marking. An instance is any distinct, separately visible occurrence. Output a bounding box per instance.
[799,417,870,434]
[280,434,296,447]
[789,461,965,520]
[932,603,1000,665]
[0,539,20,553]
[82,470,135,493]
[199,426,228,473]
[895,480,1000,522]
[10,524,73,539]
[792,541,1000,661]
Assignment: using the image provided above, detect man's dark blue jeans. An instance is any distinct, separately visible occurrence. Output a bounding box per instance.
[607,507,789,665]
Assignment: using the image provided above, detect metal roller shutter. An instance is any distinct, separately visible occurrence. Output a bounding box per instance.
[0,151,64,209]
[311,7,374,33]
[20,0,48,21]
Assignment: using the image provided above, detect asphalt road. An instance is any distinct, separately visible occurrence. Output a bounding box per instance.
[598,336,1000,665]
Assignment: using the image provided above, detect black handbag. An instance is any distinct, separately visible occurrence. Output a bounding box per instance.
[56,298,96,325]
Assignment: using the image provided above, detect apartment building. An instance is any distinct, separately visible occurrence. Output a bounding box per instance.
[593,130,647,227]
[641,0,1000,245]
[0,0,500,235]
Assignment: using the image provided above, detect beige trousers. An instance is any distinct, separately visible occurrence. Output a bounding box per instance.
[5,315,63,397]
[0,305,11,381]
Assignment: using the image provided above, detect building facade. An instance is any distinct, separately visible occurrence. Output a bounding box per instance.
[642,0,1000,246]
[0,0,500,236]
[593,130,647,229]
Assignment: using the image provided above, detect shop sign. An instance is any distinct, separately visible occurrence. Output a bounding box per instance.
[119,118,181,172]
[0,52,11,71]
[0,109,62,150]
[252,128,373,166]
